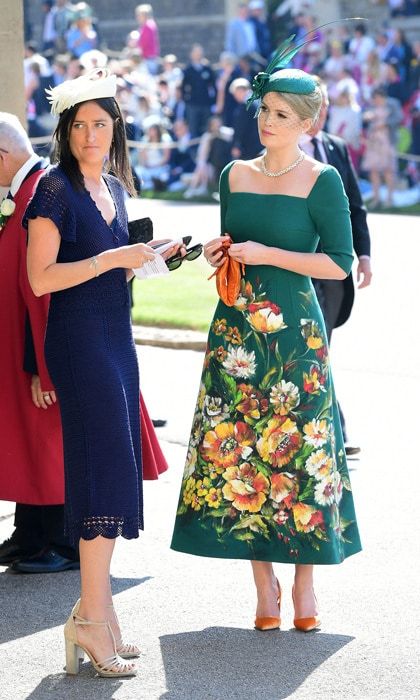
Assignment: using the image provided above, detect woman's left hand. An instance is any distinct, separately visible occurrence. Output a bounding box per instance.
[228,241,269,266]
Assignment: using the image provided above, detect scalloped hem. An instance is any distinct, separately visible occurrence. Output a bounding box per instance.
[68,515,143,543]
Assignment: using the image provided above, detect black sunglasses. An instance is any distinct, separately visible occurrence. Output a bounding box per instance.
[166,243,203,271]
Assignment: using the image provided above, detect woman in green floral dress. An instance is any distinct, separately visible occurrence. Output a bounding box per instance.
[171,65,361,631]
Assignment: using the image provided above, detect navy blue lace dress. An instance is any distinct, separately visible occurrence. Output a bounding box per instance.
[24,165,143,543]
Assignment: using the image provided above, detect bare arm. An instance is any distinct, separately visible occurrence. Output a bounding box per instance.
[27,216,156,297]
[228,240,348,280]
[205,237,347,280]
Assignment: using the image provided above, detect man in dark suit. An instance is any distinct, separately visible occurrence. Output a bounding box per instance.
[230,78,262,160]
[301,79,372,456]
[182,44,216,138]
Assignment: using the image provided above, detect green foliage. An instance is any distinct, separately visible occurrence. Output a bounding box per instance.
[131,256,217,331]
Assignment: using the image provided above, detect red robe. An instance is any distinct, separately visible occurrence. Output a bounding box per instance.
[0,171,167,504]
[140,393,168,479]
[0,170,64,504]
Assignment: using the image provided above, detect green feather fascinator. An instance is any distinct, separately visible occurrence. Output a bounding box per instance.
[246,18,364,109]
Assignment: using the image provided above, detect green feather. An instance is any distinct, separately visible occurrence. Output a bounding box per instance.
[267,17,366,74]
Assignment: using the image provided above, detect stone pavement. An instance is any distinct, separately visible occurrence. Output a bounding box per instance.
[0,208,419,699]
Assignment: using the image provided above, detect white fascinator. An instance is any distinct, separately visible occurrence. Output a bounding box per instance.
[45,68,117,117]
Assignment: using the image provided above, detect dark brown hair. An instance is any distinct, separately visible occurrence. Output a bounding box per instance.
[51,97,136,196]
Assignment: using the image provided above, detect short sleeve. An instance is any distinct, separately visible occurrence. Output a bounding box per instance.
[23,168,77,243]
[307,167,354,275]
[219,161,235,236]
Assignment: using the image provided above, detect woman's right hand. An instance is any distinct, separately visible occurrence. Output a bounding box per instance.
[204,235,230,268]
[116,243,157,270]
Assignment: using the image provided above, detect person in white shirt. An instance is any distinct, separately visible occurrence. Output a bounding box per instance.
[349,23,375,65]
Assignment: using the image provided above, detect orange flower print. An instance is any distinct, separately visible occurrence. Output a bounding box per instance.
[303,418,329,448]
[236,383,269,420]
[222,462,270,513]
[256,416,302,468]
[303,364,326,394]
[215,346,227,363]
[201,421,256,469]
[213,318,227,335]
[270,380,300,415]
[292,502,324,533]
[247,300,287,334]
[300,319,324,350]
[270,472,297,505]
[225,326,242,344]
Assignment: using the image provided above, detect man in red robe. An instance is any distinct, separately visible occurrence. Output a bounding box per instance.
[0,112,79,572]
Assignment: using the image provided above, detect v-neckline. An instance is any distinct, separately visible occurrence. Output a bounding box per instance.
[84,175,117,229]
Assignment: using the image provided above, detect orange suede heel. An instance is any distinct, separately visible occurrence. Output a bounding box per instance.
[292,585,321,632]
[254,579,281,631]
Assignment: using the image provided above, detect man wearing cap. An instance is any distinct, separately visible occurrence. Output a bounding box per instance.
[0,113,79,572]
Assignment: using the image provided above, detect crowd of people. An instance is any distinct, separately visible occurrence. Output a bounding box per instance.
[22,1,419,205]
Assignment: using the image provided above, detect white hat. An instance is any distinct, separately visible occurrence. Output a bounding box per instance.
[46,68,117,116]
[249,1,264,9]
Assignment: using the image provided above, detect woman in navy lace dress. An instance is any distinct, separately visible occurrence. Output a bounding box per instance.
[25,70,179,679]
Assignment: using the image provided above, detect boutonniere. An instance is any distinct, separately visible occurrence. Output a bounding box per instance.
[0,197,16,230]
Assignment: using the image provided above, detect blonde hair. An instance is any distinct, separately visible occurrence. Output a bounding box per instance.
[266,69,323,126]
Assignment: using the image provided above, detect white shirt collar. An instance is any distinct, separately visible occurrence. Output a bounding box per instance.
[10,153,42,197]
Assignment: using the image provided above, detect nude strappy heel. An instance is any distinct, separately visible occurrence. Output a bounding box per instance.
[107,604,141,659]
[69,599,140,660]
[64,609,137,678]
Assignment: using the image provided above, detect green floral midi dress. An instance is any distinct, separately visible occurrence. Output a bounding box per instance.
[171,162,362,565]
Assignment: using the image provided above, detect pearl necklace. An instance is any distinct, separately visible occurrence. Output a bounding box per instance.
[260,150,304,177]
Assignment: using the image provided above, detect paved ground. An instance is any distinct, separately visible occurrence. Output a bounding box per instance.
[0,203,419,699]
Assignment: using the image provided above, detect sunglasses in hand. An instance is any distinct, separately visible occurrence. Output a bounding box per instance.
[166,242,203,271]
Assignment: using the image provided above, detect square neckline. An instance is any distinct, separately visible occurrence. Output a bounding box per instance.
[227,162,331,201]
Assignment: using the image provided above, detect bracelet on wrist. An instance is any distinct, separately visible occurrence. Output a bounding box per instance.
[89,255,100,277]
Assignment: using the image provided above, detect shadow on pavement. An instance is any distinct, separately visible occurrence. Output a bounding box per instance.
[159,626,354,700]
[0,573,151,644]
[25,672,125,699]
